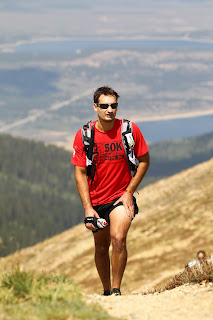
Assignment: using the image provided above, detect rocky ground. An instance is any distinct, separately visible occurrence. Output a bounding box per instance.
[86,283,213,320]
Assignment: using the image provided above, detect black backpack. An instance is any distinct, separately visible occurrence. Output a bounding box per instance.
[82,120,137,184]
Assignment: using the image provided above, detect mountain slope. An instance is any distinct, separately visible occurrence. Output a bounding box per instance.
[1,157,213,294]
[1,131,213,257]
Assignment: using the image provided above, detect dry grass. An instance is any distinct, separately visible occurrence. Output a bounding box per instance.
[0,268,121,320]
[144,261,213,294]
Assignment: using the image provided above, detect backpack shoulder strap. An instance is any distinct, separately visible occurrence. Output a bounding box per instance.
[121,119,132,134]
[82,121,94,165]
[121,119,138,174]
[82,121,96,183]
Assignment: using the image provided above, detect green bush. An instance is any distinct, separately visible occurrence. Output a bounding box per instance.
[0,268,121,320]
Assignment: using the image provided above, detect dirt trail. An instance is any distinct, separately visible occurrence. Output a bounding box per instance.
[86,284,213,320]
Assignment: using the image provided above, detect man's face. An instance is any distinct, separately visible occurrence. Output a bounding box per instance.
[93,94,117,122]
[198,253,205,262]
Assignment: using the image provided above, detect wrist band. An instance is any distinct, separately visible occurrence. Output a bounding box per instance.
[125,189,134,195]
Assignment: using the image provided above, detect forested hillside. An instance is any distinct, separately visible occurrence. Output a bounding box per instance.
[0,134,82,256]
[0,131,213,257]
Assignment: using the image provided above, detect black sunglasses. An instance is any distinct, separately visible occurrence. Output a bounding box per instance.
[96,103,118,109]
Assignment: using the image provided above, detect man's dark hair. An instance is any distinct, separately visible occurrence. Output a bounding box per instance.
[94,86,120,103]
[197,250,206,258]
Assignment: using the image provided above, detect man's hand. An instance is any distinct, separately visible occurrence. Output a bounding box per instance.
[113,192,135,219]
[85,208,100,231]
[112,152,150,220]
[75,166,100,231]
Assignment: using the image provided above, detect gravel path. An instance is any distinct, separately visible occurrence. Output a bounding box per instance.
[86,283,213,320]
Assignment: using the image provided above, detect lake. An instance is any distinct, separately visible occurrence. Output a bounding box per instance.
[14,39,213,54]
[136,114,213,144]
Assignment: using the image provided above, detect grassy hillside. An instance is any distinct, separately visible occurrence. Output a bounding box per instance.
[1,157,212,294]
[0,134,82,256]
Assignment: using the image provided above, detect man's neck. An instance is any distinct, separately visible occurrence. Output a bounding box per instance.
[95,118,115,132]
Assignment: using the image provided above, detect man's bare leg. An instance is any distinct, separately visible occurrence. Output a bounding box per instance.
[93,226,111,291]
[110,205,132,289]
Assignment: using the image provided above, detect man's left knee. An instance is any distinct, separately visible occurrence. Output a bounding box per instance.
[111,234,127,253]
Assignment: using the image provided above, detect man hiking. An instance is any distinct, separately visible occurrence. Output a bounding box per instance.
[71,86,150,295]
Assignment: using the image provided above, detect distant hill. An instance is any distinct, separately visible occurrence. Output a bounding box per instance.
[1,158,213,294]
[1,45,213,145]
[0,134,83,257]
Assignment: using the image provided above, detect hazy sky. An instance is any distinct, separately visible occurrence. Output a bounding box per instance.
[1,0,212,11]
[1,0,213,46]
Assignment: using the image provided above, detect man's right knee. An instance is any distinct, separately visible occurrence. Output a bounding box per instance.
[95,242,110,256]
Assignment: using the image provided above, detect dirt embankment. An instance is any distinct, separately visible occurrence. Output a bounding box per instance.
[86,283,213,320]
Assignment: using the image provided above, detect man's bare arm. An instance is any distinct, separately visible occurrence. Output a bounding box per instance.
[127,151,150,193]
[114,151,150,218]
[75,166,100,231]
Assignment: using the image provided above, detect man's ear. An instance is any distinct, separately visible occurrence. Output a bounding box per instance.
[93,103,98,112]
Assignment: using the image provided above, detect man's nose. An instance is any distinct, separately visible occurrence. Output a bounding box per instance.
[107,105,113,112]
